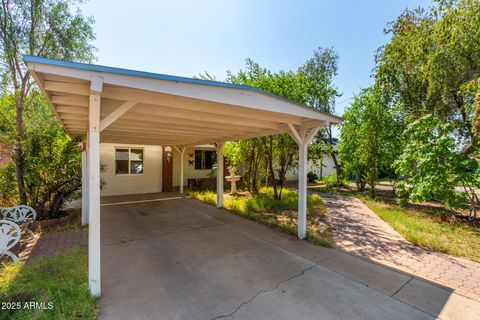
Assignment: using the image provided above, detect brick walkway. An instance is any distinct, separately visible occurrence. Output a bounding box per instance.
[19,229,87,263]
[322,193,480,302]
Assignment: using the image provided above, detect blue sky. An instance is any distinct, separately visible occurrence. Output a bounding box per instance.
[83,0,432,116]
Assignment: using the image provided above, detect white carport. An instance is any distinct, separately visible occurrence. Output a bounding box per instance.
[24,55,342,297]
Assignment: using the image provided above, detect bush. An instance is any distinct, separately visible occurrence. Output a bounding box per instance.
[320,173,349,188]
[307,171,318,183]
[0,163,18,207]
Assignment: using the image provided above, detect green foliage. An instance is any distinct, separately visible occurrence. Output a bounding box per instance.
[339,87,402,196]
[222,141,244,167]
[0,92,82,219]
[0,0,96,90]
[320,172,348,188]
[374,0,480,151]
[0,163,17,206]
[0,0,95,213]
[299,47,340,113]
[394,115,474,209]
[360,197,480,262]
[223,49,340,198]
[0,248,97,320]
[307,171,318,183]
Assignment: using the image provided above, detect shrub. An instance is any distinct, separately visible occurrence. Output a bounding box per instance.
[307,171,318,183]
[0,163,18,207]
[320,173,349,188]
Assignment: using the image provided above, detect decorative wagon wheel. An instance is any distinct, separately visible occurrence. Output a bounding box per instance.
[1,205,37,239]
[0,220,21,262]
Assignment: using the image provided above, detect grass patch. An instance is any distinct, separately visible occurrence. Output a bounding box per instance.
[0,248,97,320]
[359,197,480,262]
[189,187,332,247]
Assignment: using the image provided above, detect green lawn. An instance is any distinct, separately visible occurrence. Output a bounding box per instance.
[359,197,480,262]
[0,248,97,320]
[189,187,332,247]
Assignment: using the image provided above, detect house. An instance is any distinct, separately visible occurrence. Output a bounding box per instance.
[23,55,341,297]
[100,141,337,196]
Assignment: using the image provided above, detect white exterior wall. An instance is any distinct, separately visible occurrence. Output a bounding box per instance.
[285,154,337,181]
[100,143,163,196]
[100,143,337,196]
[172,146,214,187]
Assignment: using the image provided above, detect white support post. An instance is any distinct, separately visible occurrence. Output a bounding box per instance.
[88,77,102,297]
[298,143,308,239]
[216,142,224,208]
[81,143,88,225]
[174,146,186,193]
[288,125,322,239]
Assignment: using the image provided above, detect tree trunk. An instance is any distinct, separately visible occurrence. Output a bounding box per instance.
[14,97,27,204]
[331,152,342,184]
[263,138,278,199]
[325,126,342,184]
[369,169,376,199]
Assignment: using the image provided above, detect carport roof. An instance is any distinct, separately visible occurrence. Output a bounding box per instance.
[24,55,341,146]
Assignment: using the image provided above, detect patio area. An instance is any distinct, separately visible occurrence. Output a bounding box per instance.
[97,193,479,320]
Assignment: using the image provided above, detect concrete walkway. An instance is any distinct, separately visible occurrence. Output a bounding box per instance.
[98,193,479,320]
[322,193,480,302]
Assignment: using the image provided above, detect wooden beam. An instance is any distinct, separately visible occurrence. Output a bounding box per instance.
[103,112,268,132]
[100,136,195,146]
[56,105,88,115]
[102,86,303,125]
[45,81,90,96]
[102,129,223,139]
[104,127,228,138]
[109,119,249,135]
[90,76,103,94]
[108,115,251,134]
[129,104,280,129]
[52,95,89,107]
[59,113,87,121]
[287,124,302,145]
[99,101,137,132]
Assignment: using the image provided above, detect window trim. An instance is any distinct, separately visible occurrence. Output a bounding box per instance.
[115,147,144,176]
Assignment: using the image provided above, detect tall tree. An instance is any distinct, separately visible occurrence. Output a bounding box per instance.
[300,47,342,182]
[375,0,480,153]
[0,0,95,204]
[339,87,402,198]
[226,59,308,199]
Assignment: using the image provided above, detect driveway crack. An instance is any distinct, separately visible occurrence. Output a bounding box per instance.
[210,262,319,320]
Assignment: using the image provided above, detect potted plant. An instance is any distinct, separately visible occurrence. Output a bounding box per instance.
[438,210,448,222]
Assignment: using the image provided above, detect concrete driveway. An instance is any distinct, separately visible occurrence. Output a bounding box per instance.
[98,193,479,320]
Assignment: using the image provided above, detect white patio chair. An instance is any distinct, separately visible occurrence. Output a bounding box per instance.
[1,205,37,239]
[0,219,21,262]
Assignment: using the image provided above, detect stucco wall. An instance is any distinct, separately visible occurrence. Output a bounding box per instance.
[100,143,337,196]
[172,146,215,187]
[284,155,337,181]
[100,143,163,196]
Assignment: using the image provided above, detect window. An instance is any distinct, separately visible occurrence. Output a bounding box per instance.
[194,150,216,170]
[115,148,144,175]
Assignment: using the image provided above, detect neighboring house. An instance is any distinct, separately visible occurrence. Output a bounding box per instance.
[100,139,338,196]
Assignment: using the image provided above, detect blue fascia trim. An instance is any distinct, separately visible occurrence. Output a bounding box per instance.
[23,55,264,93]
[23,55,342,122]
